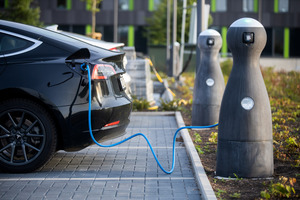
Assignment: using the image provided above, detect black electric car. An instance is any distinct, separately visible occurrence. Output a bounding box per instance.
[0,20,132,173]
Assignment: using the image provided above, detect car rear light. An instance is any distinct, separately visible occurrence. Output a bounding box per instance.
[109,47,117,51]
[92,64,116,80]
[104,121,120,127]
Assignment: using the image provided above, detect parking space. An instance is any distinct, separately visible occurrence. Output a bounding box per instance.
[0,112,202,200]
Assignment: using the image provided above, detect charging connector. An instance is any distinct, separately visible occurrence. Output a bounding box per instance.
[80,62,88,73]
[84,63,218,174]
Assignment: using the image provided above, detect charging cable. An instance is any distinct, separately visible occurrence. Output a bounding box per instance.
[81,63,218,174]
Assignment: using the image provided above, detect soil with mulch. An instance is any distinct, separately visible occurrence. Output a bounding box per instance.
[180,108,300,200]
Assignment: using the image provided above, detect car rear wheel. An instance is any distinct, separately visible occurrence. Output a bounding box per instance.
[0,98,57,173]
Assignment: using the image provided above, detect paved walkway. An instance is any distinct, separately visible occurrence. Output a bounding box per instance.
[0,112,215,200]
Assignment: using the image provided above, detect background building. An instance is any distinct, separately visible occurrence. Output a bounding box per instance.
[36,0,158,54]
[207,0,300,58]
[0,0,299,58]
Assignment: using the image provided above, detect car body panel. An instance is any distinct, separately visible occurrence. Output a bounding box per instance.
[45,25,125,51]
[0,20,132,152]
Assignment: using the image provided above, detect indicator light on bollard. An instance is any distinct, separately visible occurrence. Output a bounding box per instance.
[241,97,255,110]
[207,38,215,46]
[206,78,215,87]
[243,32,254,44]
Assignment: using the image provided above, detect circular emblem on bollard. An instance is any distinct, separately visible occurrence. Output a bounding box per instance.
[241,97,255,110]
[206,78,215,87]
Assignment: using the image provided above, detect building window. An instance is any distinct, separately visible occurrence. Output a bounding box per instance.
[86,0,102,11]
[119,0,134,11]
[57,0,67,9]
[216,0,227,12]
[274,28,284,57]
[274,0,289,13]
[243,0,258,12]
[117,26,134,46]
[149,0,160,11]
[262,28,272,56]
[212,0,227,12]
[0,0,8,8]
[0,0,4,8]
[290,28,300,57]
[278,0,288,12]
[0,33,36,56]
[118,26,129,44]
[57,0,71,10]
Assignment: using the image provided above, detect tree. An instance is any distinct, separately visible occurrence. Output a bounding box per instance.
[0,0,42,27]
[146,0,213,45]
[81,0,103,36]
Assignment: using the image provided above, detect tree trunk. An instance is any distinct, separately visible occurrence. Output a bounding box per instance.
[92,0,96,35]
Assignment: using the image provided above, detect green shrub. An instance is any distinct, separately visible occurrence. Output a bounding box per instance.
[260,177,297,199]
[220,59,233,84]
[132,96,150,111]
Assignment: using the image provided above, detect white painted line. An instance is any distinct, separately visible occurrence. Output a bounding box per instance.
[0,177,194,182]
[126,127,178,130]
[89,146,185,149]
[132,111,176,116]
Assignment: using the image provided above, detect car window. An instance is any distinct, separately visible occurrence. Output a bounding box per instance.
[0,21,122,61]
[0,33,34,55]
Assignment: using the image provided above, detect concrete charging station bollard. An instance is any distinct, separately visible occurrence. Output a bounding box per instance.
[216,18,273,178]
[192,29,225,126]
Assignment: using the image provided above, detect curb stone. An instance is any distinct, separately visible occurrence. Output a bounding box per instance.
[175,111,217,200]
[132,111,217,200]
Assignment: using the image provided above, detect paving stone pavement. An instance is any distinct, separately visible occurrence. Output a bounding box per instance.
[0,112,202,200]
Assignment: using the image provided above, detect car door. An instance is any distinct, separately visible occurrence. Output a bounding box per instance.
[0,33,8,73]
[0,30,43,90]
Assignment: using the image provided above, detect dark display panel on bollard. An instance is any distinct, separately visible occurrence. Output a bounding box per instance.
[216,18,273,178]
[192,29,225,126]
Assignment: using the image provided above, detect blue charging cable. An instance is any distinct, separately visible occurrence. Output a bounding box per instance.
[81,63,218,174]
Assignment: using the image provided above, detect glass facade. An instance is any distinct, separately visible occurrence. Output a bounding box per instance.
[274,28,284,57]
[119,0,129,10]
[57,0,71,10]
[274,0,289,13]
[116,25,134,47]
[243,0,257,12]
[118,26,129,45]
[57,0,67,9]
[1,0,295,57]
[0,0,5,8]
[119,0,134,11]
[262,28,292,58]
[216,0,227,12]
[278,0,289,12]
[290,28,300,57]
[149,0,160,11]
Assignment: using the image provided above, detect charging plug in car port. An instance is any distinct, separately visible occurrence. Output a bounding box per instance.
[80,62,89,86]
[80,62,88,73]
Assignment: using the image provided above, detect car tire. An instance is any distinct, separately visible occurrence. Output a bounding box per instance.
[0,98,57,173]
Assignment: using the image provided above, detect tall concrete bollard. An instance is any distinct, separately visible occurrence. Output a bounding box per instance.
[192,29,225,126]
[126,59,154,102]
[216,18,273,178]
[168,42,181,77]
[123,46,136,60]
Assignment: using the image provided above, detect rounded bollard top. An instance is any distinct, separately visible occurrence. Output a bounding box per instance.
[229,17,263,28]
[227,17,267,58]
[198,29,222,50]
[199,29,221,36]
